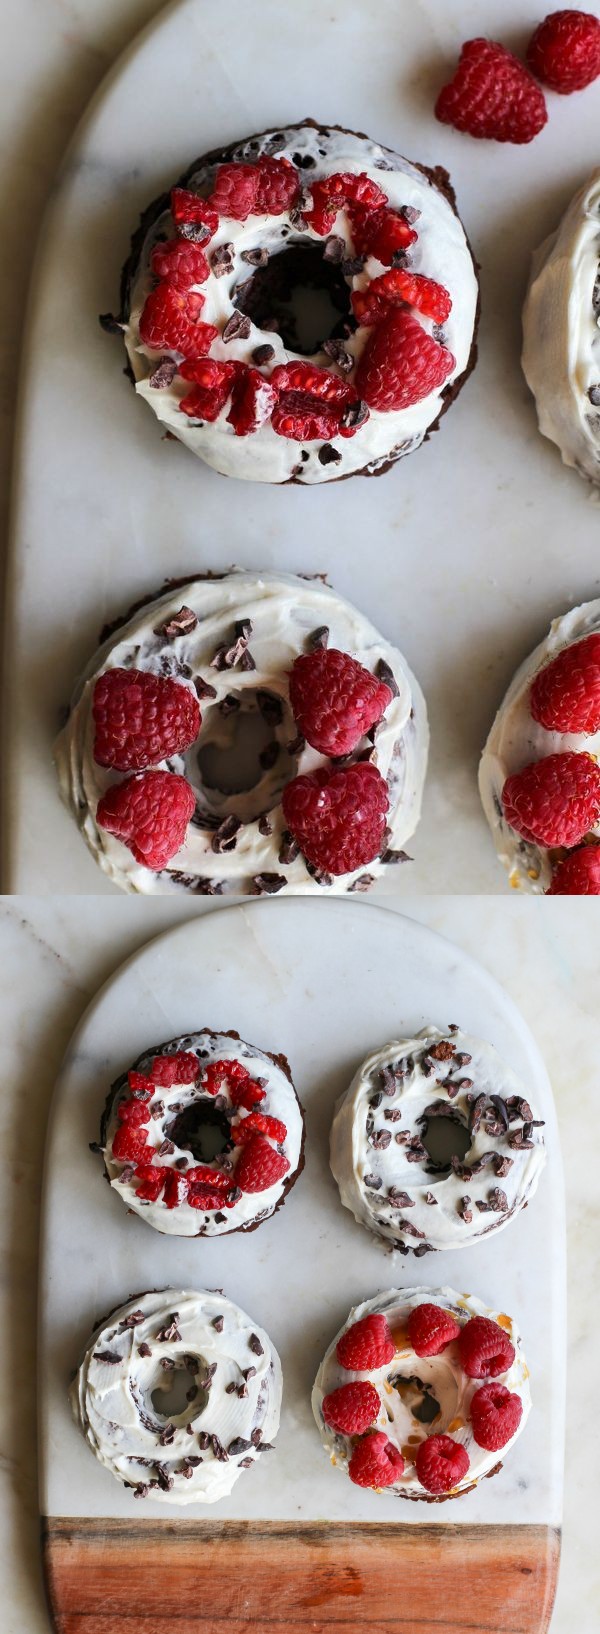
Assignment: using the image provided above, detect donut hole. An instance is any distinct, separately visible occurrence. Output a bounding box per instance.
[169,1100,232,1163]
[189,690,299,823]
[234,241,353,355]
[150,1358,209,1422]
[420,1113,471,1174]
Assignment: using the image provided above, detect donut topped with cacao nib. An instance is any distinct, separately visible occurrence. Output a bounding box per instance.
[112,121,479,484]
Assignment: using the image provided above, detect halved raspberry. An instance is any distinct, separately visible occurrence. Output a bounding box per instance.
[93,668,200,772]
[227,366,277,436]
[547,845,600,894]
[303,172,388,235]
[188,1185,234,1211]
[229,1078,267,1110]
[526,9,600,94]
[186,1165,230,1189]
[179,357,237,421]
[139,284,218,357]
[134,1166,166,1203]
[200,1059,265,1107]
[150,1052,199,1086]
[349,204,418,264]
[127,1072,154,1098]
[96,770,196,871]
[170,189,219,238]
[435,38,548,143]
[281,762,389,876]
[348,1431,404,1488]
[407,1303,461,1358]
[355,309,455,411]
[415,1434,470,1494]
[530,634,600,734]
[163,1170,189,1209]
[254,155,300,214]
[270,360,356,442]
[209,163,260,220]
[150,239,209,290]
[289,648,392,756]
[458,1316,515,1379]
[470,1382,523,1450]
[352,268,452,327]
[116,1097,150,1127]
[231,1111,287,1146]
[235,1133,290,1193]
[336,1313,395,1371]
[322,1380,380,1435]
[111,1124,154,1163]
[502,752,600,848]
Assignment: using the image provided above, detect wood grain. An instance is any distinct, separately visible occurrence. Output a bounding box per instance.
[43,1517,560,1634]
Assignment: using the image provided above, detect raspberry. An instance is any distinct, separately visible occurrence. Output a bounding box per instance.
[209,163,260,220]
[150,1052,199,1086]
[188,1185,234,1211]
[355,310,454,411]
[547,844,600,894]
[93,669,200,772]
[227,366,277,436]
[502,752,600,848]
[186,1165,230,1189]
[200,1059,265,1107]
[458,1316,515,1379]
[470,1382,523,1451]
[231,1111,287,1146]
[348,1431,404,1488]
[304,172,388,236]
[127,1072,154,1098]
[163,1170,189,1210]
[96,770,195,870]
[235,1133,290,1193]
[170,189,219,239]
[281,762,389,876]
[134,1166,166,1203]
[254,155,300,214]
[111,1124,154,1163]
[289,648,392,756]
[352,268,452,327]
[150,239,210,290]
[116,1098,150,1127]
[527,9,600,92]
[179,358,237,421]
[336,1313,395,1371]
[407,1303,461,1358]
[415,1434,470,1494]
[435,38,548,143]
[139,284,218,357]
[270,361,357,441]
[322,1380,380,1435]
[530,634,600,734]
[350,204,418,265]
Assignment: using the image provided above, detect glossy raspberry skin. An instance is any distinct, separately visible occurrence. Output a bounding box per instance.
[547,845,600,894]
[526,10,600,92]
[350,204,418,264]
[150,239,210,290]
[139,284,218,357]
[163,1171,189,1210]
[227,367,277,436]
[179,358,237,422]
[92,668,200,772]
[208,157,299,220]
[235,1133,290,1193]
[303,171,388,235]
[415,1434,470,1494]
[135,1166,166,1203]
[282,762,389,876]
[116,1098,150,1128]
[289,649,392,756]
[355,309,455,412]
[111,1123,153,1163]
[458,1316,515,1379]
[502,752,600,848]
[348,1431,404,1488]
[200,1059,266,1107]
[231,1111,288,1146]
[470,1382,523,1450]
[322,1380,381,1435]
[407,1302,461,1358]
[435,38,548,143]
[170,189,219,237]
[336,1313,395,1371]
[352,268,452,327]
[96,770,195,871]
[127,1071,153,1097]
[270,361,358,442]
[254,156,300,214]
[150,1052,199,1086]
[186,1165,230,1189]
[530,634,600,734]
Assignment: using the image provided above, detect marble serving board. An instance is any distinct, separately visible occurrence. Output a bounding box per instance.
[6,0,600,896]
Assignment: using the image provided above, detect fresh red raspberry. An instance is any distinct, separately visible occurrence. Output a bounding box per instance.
[547,844,600,894]
[281,762,389,876]
[229,1078,267,1111]
[227,366,277,436]
[200,1059,265,1107]
[179,358,237,422]
[355,309,454,411]
[289,648,392,756]
[352,268,452,327]
[116,1097,150,1127]
[270,360,358,442]
[348,1431,404,1488]
[150,239,209,290]
[458,1316,515,1379]
[350,204,418,265]
[188,1184,234,1211]
[470,1382,523,1450]
[407,1303,461,1358]
[336,1313,395,1371]
[96,770,195,870]
[235,1133,290,1193]
[186,1165,230,1189]
[415,1434,470,1494]
[303,172,388,235]
[139,284,218,357]
[170,189,219,238]
[435,38,548,143]
[322,1380,380,1435]
[209,163,260,220]
[163,1170,189,1209]
[527,9,600,92]
[127,1071,154,1098]
[150,1052,199,1086]
[231,1111,288,1146]
[134,1166,166,1203]
[254,155,300,213]
[111,1124,154,1163]
[502,752,600,848]
[93,668,200,772]
[530,634,600,734]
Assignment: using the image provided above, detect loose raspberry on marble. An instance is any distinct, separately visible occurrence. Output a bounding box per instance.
[547,845,600,894]
[322,1380,381,1435]
[231,1110,288,1146]
[116,1098,151,1127]
[254,155,300,214]
[111,1124,154,1163]
[96,770,196,871]
[352,268,452,327]
[235,1133,290,1193]
[435,38,548,143]
[348,1431,404,1488]
[470,1382,523,1450]
[281,762,389,876]
[303,172,388,236]
[355,309,455,412]
[349,204,418,265]
[227,366,277,436]
[526,9,600,93]
[139,284,218,357]
[92,669,200,773]
[134,1166,166,1203]
[170,189,219,238]
[200,1059,266,1107]
[415,1433,470,1494]
[179,358,237,422]
[501,752,600,848]
[458,1315,515,1379]
[270,361,358,442]
[530,634,600,734]
[289,649,392,756]
[150,239,210,290]
[150,1052,200,1086]
[336,1313,395,1371]
[163,1170,190,1210]
[407,1302,461,1358]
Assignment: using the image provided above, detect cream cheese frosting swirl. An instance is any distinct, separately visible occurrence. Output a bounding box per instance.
[70,1289,281,1505]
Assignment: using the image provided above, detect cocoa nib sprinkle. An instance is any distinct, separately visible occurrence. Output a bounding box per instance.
[211,1315,224,1333]
[211,618,253,670]
[118,1310,145,1330]
[210,243,234,276]
[369,1128,391,1150]
[376,657,399,697]
[138,1341,152,1358]
[488,1187,509,1213]
[258,814,273,837]
[458,1196,473,1224]
[155,605,198,640]
[279,831,299,865]
[396,1216,426,1239]
[308,625,329,651]
[93,1349,121,1364]
[241,246,269,267]
[148,356,177,390]
[229,1437,252,1456]
[380,848,411,865]
[323,234,345,263]
[249,1333,264,1356]
[347,873,375,892]
[194,675,218,701]
[322,338,353,372]
[318,443,342,466]
[212,815,243,853]
[424,1191,438,1205]
[252,343,275,366]
[341,398,369,432]
[156,1315,181,1343]
[388,1188,414,1209]
[158,1424,176,1446]
[211,1435,229,1461]
[249,873,287,895]
[222,309,252,343]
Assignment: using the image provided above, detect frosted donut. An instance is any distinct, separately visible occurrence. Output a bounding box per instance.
[70,1288,281,1504]
[329,1025,546,1252]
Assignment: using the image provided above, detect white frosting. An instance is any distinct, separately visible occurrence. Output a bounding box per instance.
[124,124,478,484]
[330,1026,545,1251]
[70,1288,281,1505]
[54,569,429,895]
[522,170,600,486]
[103,1029,303,1237]
[312,1287,531,1499]
[479,598,600,891]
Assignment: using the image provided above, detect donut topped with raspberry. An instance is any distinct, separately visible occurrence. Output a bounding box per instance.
[111,121,479,485]
[312,1288,530,1502]
[479,598,600,892]
[99,1028,305,1237]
